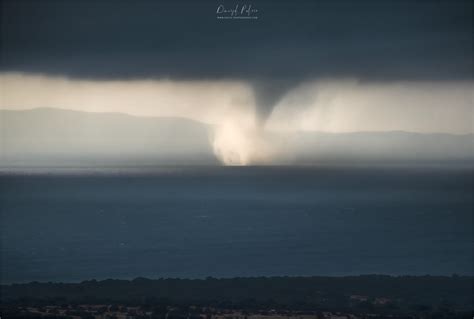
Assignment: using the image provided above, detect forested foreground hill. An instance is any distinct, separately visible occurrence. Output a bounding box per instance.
[1,276,472,314]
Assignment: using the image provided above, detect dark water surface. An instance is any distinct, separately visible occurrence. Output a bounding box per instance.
[0,166,472,283]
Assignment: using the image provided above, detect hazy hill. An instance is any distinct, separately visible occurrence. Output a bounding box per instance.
[0,108,218,166]
[270,130,474,165]
[1,108,472,166]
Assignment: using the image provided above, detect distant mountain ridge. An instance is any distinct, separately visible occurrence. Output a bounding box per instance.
[270,130,473,165]
[1,108,472,166]
[0,108,218,166]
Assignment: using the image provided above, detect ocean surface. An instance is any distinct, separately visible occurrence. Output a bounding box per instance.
[0,166,472,283]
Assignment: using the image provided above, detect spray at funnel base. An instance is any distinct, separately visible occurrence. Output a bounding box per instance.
[211,121,273,166]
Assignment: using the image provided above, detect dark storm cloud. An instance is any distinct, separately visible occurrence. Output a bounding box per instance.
[1,0,472,119]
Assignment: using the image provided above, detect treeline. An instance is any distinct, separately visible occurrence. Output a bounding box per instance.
[1,275,472,313]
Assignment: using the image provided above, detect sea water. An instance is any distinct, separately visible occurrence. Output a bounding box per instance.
[0,166,472,283]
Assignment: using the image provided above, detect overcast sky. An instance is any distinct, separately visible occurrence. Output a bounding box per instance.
[1,0,472,134]
[2,0,472,80]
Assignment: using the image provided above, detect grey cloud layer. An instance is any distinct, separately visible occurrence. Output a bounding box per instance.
[1,0,472,123]
[2,0,472,81]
